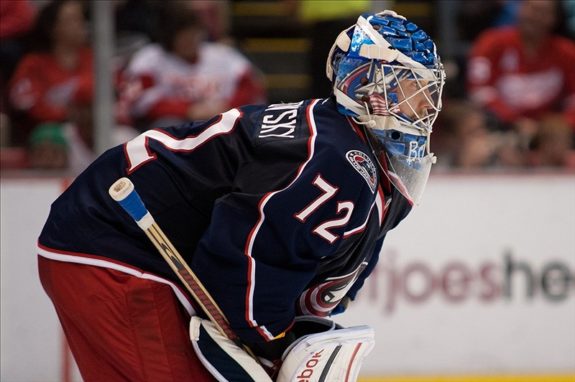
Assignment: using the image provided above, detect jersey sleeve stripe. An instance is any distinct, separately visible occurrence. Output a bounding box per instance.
[242,99,320,341]
[375,186,386,226]
[124,109,242,173]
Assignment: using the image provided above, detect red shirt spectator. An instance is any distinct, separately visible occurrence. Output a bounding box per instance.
[8,0,94,148]
[467,0,575,129]
[9,47,93,123]
[0,0,36,39]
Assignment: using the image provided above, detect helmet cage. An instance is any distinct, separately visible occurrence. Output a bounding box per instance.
[337,58,445,136]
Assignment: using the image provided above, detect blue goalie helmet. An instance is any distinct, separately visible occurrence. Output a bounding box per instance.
[326,10,446,204]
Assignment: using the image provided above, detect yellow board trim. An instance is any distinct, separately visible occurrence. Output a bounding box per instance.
[359,376,575,382]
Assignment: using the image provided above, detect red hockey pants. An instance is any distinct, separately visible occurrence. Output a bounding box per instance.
[38,256,215,382]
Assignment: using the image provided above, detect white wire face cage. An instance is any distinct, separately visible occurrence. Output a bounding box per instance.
[335,59,445,135]
[326,11,446,133]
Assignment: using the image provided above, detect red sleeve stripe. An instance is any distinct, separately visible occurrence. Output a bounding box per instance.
[243,99,320,341]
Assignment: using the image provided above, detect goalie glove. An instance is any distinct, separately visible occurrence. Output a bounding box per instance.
[277,316,375,382]
[190,315,374,382]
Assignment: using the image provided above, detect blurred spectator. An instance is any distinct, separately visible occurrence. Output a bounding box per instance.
[526,114,575,168]
[8,0,93,153]
[112,0,158,122]
[186,0,231,43]
[0,0,36,83]
[435,101,524,169]
[27,122,68,169]
[457,0,520,42]
[114,0,230,44]
[113,0,156,72]
[467,0,575,140]
[0,0,37,151]
[119,4,265,130]
[25,120,107,174]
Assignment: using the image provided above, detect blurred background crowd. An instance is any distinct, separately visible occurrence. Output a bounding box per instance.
[1,0,574,173]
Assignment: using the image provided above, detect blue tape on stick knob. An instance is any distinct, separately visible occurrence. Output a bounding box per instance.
[118,189,148,222]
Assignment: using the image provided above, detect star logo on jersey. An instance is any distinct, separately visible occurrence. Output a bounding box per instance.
[346,150,377,193]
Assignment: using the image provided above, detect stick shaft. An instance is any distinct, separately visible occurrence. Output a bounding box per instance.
[108,178,237,340]
[144,222,238,339]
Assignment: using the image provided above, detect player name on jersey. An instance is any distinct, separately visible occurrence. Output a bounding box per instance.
[258,101,303,139]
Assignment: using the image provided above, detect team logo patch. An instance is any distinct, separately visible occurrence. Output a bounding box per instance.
[346,150,377,193]
[298,262,368,317]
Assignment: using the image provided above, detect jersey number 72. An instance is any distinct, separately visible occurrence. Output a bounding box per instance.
[294,174,354,244]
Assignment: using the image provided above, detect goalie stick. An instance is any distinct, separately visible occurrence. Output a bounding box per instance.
[108,177,258,360]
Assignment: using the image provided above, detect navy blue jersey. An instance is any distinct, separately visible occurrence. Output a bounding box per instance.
[39,98,411,344]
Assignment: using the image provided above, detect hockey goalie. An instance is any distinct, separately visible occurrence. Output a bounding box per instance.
[37,9,445,382]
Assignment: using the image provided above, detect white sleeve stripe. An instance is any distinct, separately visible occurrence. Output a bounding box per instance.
[125,108,242,172]
[375,188,385,226]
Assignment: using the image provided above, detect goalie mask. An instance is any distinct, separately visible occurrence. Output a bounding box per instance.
[327,10,445,204]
